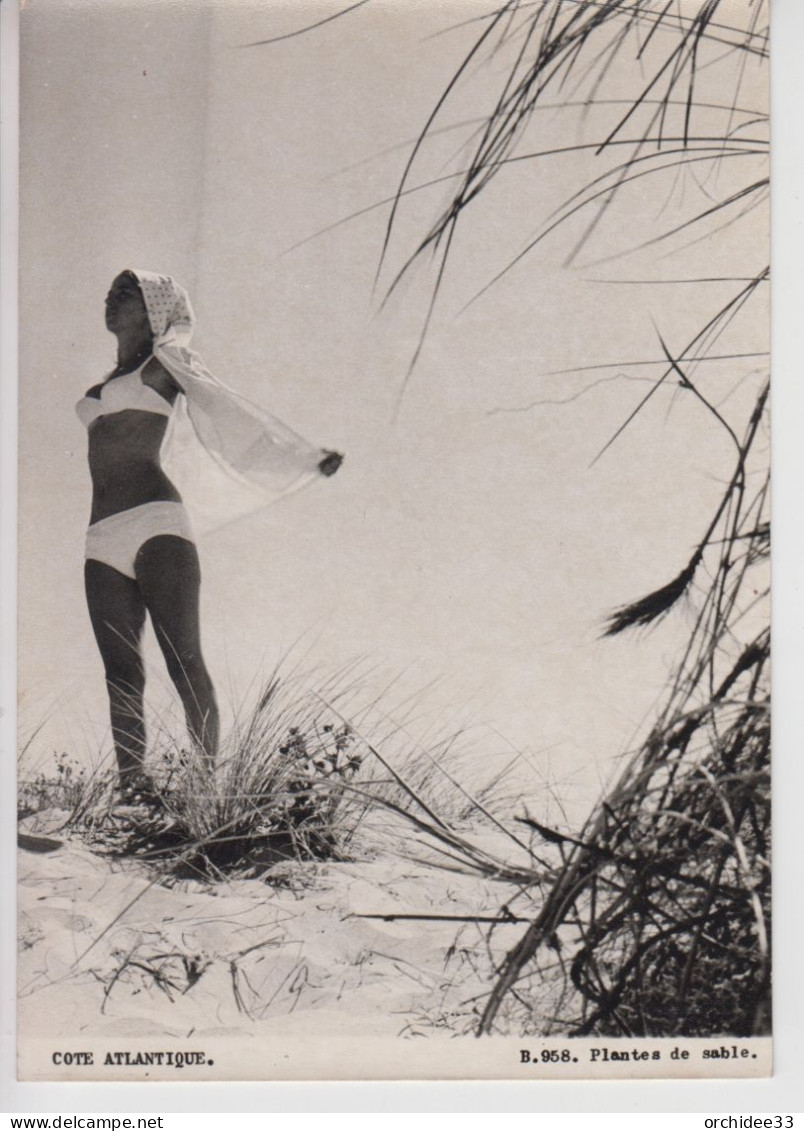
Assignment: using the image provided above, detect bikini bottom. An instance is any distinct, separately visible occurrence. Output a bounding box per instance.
[85,501,195,581]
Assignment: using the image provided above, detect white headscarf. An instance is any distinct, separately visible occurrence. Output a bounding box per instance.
[130,269,326,533]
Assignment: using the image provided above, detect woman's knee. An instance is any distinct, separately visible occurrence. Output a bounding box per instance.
[166,651,214,700]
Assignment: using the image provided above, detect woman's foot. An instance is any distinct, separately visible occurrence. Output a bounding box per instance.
[116,770,160,808]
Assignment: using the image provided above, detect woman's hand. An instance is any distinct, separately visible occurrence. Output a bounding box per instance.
[318,450,344,477]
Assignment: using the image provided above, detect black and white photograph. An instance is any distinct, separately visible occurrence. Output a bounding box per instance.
[15,0,770,1081]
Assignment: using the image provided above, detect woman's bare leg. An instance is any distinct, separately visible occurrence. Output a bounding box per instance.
[135,535,219,769]
[84,559,147,784]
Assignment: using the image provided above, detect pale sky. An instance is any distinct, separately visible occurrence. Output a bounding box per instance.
[19,0,768,820]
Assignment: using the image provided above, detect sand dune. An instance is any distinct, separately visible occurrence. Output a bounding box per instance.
[18,808,522,1056]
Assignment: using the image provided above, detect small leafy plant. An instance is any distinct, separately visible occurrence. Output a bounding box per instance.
[18,752,89,818]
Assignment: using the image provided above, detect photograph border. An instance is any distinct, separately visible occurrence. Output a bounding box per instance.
[2,0,803,1111]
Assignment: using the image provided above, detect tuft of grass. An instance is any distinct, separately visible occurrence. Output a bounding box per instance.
[45,664,543,890]
[161,705,368,876]
[18,751,93,820]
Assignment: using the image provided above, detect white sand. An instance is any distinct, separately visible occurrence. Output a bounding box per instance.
[18,809,525,1046]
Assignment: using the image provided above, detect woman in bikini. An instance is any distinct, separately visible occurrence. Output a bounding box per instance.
[78,270,341,793]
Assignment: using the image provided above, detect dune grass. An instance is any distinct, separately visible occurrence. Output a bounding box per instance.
[18,752,91,820]
[372,0,768,387]
[21,664,542,892]
[478,475,770,1035]
[370,0,770,1038]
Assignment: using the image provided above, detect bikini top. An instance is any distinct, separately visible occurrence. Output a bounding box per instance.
[75,358,176,429]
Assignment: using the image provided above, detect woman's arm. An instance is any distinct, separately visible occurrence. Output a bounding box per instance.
[142,356,182,402]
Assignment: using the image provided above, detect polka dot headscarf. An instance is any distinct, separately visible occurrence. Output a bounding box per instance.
[129,269,195,346]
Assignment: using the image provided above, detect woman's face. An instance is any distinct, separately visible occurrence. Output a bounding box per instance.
[105,273,151,339]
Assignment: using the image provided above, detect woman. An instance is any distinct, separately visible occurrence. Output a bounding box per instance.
[77,269,341,794]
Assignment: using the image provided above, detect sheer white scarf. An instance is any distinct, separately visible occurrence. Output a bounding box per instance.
[131,269,325,533]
